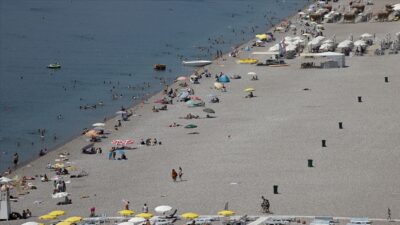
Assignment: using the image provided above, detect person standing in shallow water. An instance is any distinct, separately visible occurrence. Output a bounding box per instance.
[13,153,19,169]
[171,169,177,182]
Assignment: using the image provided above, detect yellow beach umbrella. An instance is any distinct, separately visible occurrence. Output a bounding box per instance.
[181,212,199,220]
[217,210,235,216]
[118,210,135,216]
[48,210,65,216]
[136,213,153,219]
[39,214,57,220]
[56,222,71,225]
[256,34,268,40]
[244,88,255,92]
[64,216,82,223]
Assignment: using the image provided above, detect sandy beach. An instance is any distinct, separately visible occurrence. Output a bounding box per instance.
[2,0,400,224]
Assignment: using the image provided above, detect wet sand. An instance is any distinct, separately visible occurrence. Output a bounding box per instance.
[3,0,400,223]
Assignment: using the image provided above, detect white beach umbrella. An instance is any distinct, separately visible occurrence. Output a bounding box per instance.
[360,33,373,41]
[52,192,69,199]
[268,44,280,52]
[0,177,13,184]
[285,44,297,52]
[92,123,105,127]
[118,222,134,225]
[21,222,44,225]
[155,205,172,214]
[354,40,367,47]
[247,72,256,75]
[129,217,146,223]
[393,3,400,11]
[338,40,353,48]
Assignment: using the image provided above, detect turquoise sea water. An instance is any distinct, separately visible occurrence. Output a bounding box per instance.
[0,0,309,172]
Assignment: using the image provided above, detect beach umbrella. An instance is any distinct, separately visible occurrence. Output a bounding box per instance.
[118,222,134,225]
[22,222,44,225]
[338,40,353,48]
[64,216,82,223]
[217,210,235,216]
[0,177,13,184]
[92,123,105,127]
[354,40,367,47]
[247,72,256,75]
[85,130,98,138]
[129,217,146,223]
[154,205,172,214]
[177,76,187,81]
[48,210,65,216]
[244,88,255,92]
[52,192,69,199]
[218,75,230,83]
[181,212,199,220]
[361,33,373,40]
[118,210,135,216]
[214,82,223,89]
[39,214,57,220]
[116,111,127,115]
[136,213,153,219]
[203,108,215,114]
[185,124,197,129]
[56,222,71,225]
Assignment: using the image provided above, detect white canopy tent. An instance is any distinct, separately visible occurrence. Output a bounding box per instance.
[301,52,346,68]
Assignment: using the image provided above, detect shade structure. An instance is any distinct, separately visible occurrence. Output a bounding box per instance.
[217,210,235,216]
[92,123,105,127]
[244,88,255,92]
[116,111,127,115]
[39,214,57,220]
[22,222,44,225]
[48,210,65,216]
[56,222,71,225]
[64,216,82,223]
[154,205,172,214]
[203,108,215,114]
[136,212,153,219]
[184,124,197,129]
[129,217,146,223]
[181,212,199,219]
[247,72,256,75]
[118,210,135,216]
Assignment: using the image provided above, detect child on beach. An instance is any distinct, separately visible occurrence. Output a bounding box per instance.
[171,169,178,182]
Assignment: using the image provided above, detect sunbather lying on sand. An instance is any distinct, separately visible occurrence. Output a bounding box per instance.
[179,113,200,119]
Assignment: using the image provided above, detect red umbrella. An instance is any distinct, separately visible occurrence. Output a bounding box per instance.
[112,139,134,146]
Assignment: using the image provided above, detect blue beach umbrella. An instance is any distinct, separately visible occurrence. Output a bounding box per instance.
[218,75,230,83]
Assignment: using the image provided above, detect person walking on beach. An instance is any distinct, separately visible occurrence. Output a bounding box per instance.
[123,200,130,210]
[13,153,19,169]
[178,167,183,181]
[171,169,178,182]
[90,207,96,217]
[142,203,148,213]
[387,208,391,221]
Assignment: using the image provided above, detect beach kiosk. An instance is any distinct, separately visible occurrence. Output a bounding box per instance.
[300,52,345,69]
[0,189,11,220]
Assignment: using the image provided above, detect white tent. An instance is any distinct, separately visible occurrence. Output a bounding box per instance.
[393,3,400,11]
[308,36,326,48]
[301,52,346,68]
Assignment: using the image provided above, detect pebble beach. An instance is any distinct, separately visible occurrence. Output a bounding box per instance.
[2,0,400,224]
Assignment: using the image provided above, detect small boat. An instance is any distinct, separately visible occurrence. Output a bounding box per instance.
[47,63,61,69]
[182,60,212,67]
[237,58,258,64]
[154,64,166,71]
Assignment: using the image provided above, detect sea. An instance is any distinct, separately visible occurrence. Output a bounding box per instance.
[0,0,309,172]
